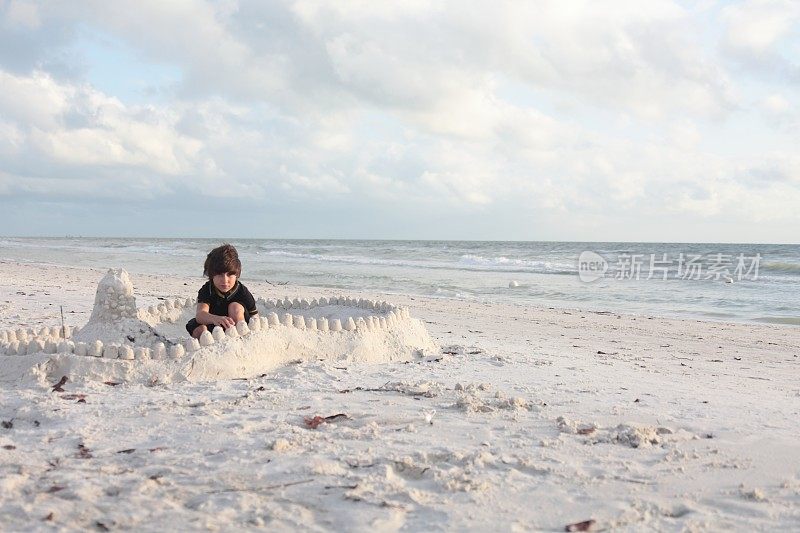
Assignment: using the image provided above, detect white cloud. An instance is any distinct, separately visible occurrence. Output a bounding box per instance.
[0,70,68,127]
[3,0,41,30]
[279,165,350,195]
[721,0,800,85]
[0,69,205,194]
[722,0,800,55]
[0,0,798,241]
[761,93,791,114]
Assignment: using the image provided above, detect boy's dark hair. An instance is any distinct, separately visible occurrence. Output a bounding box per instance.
[203,244,242,279]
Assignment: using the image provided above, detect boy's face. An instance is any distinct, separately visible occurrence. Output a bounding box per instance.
[212,271,238,293]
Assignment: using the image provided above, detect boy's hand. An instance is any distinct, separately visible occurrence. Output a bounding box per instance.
[213,315,236,329]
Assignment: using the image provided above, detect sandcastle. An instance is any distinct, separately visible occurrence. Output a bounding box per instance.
[0,269,437,383]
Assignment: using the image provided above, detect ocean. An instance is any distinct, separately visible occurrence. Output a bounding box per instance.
[1,238,798,326]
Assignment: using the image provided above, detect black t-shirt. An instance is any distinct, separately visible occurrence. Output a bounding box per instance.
[197,281,258,320]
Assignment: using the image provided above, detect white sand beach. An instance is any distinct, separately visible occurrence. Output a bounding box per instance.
[1,260,799,531]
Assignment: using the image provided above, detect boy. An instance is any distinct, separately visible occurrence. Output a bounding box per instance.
[186,243,258,338]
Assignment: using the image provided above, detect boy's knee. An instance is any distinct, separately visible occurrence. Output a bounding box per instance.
[228,302,245,317]
[192,324,207,339]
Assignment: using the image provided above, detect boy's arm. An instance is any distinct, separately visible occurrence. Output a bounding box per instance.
[243,288,258,316]
[195,303,236,329]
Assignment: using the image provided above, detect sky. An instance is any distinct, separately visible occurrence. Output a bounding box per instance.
[0,0,798,243]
